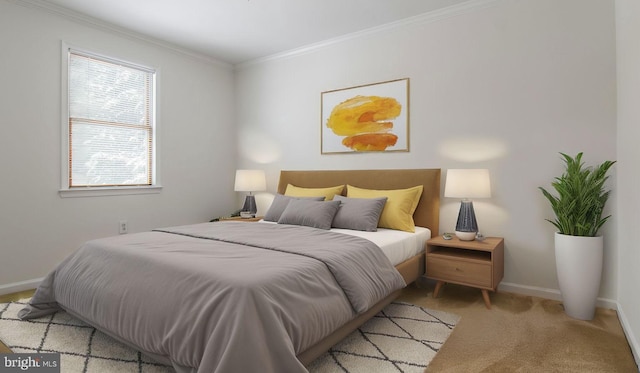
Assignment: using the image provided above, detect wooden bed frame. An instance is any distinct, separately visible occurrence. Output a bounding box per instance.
[276,169,441,365]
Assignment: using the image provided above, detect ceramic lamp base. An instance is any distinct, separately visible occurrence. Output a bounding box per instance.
[241,195,257,215]
[455,231,477,241]
[455,200,479,241]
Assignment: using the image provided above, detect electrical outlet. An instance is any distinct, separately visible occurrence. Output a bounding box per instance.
[119,220,128,234]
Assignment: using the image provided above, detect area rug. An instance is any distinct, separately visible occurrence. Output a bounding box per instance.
[0,299,459,373]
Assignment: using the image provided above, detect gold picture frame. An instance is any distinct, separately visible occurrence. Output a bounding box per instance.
[321,78,409,154]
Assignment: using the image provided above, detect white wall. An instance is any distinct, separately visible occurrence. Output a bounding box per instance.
[616,0,640,365]
[236,0,618,300]
[0,1,237,290]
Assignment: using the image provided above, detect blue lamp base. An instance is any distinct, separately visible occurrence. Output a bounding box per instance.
[455,200,479,241]
[241,195,257,216]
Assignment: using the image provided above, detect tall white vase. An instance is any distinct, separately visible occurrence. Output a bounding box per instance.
[554,232,603,320]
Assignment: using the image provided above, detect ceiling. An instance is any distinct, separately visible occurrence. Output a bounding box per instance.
[43,0,471,64]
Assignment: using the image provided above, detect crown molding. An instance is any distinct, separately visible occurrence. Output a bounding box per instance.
[8,0,501,70]
[7,0,233,70]
[237,0,502,70]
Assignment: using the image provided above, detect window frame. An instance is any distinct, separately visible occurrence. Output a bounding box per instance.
[59,42,162,198]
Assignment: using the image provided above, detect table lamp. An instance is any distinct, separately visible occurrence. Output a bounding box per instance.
[234,169,266,217]
[444,169,491,241]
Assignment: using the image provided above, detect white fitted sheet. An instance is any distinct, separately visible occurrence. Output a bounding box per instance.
[258,220,429,266]
[330,226,430,266]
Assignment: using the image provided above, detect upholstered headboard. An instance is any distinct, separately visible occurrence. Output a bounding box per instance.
[277,169,440,236]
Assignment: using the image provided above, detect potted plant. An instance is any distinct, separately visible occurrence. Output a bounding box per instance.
[539,152,615,320]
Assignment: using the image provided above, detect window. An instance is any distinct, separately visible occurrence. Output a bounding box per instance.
[62,46,158,196]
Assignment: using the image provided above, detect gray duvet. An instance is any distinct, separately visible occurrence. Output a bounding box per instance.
[19,222,405,373]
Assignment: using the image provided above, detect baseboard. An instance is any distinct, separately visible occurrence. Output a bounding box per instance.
[0,278,42,296]
[616,302,640,371]
[498,281,618,310]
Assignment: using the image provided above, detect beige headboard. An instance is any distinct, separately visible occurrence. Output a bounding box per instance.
[277,169,440,236]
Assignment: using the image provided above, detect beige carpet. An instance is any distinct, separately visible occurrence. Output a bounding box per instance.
[399,279,638,373]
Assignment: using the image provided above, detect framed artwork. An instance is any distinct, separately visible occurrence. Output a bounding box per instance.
[321,78,409,154]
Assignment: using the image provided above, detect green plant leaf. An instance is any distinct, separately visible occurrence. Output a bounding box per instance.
[539,152,615,237]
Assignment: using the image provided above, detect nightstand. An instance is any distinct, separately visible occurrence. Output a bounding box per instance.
[425,236,504,309]
[218,216,263,222]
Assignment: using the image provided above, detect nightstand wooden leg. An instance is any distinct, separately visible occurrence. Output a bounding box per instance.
[433,281,445,298]
[481,289,492,309]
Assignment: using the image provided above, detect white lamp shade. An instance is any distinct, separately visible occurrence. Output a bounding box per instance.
[234,169,266,192]
[444,169,491,199]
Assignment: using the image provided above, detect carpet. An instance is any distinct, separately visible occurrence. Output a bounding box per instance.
[0,299,458,373]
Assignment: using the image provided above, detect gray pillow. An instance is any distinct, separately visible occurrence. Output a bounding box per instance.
[263,194,325,222]
[331,195,387,231]
[277,199,341,230]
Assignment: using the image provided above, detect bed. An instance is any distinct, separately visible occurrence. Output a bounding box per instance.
[19,168,440,373]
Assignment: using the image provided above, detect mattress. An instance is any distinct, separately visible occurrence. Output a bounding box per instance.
[332,226,430,265]
[258,220,429,266]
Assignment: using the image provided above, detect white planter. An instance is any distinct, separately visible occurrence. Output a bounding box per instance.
[554,232,603,320]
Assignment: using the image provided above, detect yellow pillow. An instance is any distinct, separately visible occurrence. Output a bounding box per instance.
[284,184,345,201]
[346,185,423,232]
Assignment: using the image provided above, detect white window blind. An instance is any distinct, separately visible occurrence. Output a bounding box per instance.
[68,50,155,188]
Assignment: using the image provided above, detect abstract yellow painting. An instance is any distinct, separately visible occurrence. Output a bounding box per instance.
[321,78,409,154]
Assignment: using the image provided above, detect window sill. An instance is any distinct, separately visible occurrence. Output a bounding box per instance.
[59,185,163,198]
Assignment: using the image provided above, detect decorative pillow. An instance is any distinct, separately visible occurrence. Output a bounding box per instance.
[284,184,345,201]
[277,199,341,230]
[346,185,423,232]
[331,195,387,232]
[263,194,325,222]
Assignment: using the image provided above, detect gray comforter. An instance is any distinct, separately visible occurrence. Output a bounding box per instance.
[19,222,405,373]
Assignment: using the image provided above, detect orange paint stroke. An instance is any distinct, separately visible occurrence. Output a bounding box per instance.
[342,133,398,151]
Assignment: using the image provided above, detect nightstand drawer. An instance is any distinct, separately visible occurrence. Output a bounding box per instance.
[427,256,492,288]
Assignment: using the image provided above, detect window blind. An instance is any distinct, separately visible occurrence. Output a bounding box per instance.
[68,50,155,187]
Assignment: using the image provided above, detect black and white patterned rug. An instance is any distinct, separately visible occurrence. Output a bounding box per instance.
[0,299,458,373]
